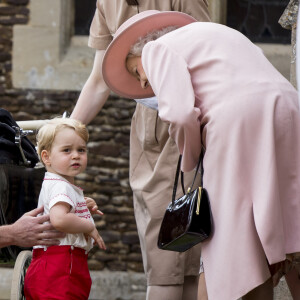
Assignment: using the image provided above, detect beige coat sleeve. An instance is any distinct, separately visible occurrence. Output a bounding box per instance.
[88,0,113,50]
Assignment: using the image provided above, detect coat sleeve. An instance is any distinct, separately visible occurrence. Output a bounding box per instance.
[88,0,113,50]
[142,41,201,172]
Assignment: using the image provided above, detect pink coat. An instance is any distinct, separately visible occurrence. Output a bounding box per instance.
[142,22,300,299]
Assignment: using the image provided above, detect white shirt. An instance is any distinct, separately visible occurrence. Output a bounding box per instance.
[34,172,94,251]
[134,96,158,110]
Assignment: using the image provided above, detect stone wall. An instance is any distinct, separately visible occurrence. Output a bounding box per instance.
[0,0,144,274]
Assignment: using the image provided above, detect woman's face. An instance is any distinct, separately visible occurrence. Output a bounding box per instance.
[126,56,149,89]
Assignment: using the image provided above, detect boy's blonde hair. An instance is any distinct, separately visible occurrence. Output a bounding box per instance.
[36,118,89,160]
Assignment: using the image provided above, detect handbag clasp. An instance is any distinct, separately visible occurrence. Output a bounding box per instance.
[196,187,201,215]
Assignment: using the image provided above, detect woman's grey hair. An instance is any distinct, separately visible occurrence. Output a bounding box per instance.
[128,26,178,57]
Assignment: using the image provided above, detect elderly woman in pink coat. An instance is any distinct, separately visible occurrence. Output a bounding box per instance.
[102,10,300,300]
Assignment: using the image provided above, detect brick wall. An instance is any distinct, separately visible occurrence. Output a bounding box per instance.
[0,0,143,273]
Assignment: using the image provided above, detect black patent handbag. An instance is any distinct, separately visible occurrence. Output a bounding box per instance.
[157,150,213,252]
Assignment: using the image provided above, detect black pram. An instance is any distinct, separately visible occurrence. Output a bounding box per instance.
[0,108,44,262]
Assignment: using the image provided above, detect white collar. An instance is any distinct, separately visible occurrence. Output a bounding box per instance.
[44,172,83,193]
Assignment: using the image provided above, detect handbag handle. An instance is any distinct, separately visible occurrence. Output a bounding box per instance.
[172,148,205,205]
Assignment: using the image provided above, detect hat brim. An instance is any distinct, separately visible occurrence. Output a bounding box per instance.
[102,11,196,99]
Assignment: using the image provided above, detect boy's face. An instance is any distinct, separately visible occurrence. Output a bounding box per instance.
[41,127,87,183]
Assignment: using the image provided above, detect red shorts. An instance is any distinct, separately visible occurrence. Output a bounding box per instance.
[24,245,92,300]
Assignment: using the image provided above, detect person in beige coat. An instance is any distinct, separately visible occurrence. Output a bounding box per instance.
[71,1,210,299]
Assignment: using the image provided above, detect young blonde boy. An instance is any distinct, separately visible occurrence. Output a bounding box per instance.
[24,118,105,299]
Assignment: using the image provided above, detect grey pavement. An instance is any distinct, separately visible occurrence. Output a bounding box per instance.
[0,268,292,300]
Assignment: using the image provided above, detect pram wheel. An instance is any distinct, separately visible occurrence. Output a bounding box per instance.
[10,250,32,300]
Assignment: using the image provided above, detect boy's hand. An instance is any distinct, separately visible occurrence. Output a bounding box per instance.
[85,197,104,216]
[88,227,106,250]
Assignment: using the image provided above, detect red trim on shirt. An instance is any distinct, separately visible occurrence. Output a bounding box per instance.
[51,193,76,208]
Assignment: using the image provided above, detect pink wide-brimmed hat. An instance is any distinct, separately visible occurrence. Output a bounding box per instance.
[102,10,196,99]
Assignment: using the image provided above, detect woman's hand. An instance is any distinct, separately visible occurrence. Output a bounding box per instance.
[85,197,104,216]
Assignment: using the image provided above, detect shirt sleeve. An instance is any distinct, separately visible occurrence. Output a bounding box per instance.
[88,0,113,50]
[142,41,202,172]
[172,0,210,22]
[49,182,76,211]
